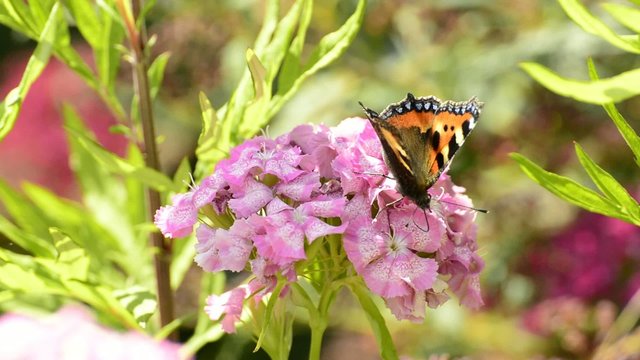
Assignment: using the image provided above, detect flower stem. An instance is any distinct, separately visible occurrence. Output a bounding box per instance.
[308,317,327,360]
[116,0,175,339]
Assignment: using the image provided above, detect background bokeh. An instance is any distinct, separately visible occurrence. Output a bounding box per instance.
[1,0,639,358]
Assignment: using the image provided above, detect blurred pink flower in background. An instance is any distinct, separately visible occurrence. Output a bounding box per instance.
[526,212,640,303]
[0,306,186,359]
[0,50,127,198]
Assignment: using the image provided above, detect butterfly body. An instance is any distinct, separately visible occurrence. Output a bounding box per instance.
[360,93,482,210]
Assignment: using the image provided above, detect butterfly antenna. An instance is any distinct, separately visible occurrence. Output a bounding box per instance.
[410,206,430,233]
[436,199,489,214]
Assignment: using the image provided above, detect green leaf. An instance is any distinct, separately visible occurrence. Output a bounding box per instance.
[113,286,157,327]
[95,7,125,111]
[0,179,52,241]
[574,143,640,223]
[602,3,640,34]
[0,2,60,142]
[511,153,631,221]
[269,0,366,118]
[277,0,313,94]
[0,215,56,258]
[65,0,101,48]
[586,59,640,168]
[255,277,287,352]
[148,52,170,101]
[65,120,176,192]
[521,62,640,105]
[0,0,40,38]
[194,92,223,179]
[558,0,640,53]
[170,235,196,290]
[172,156,192,192]
[349,282,399,360]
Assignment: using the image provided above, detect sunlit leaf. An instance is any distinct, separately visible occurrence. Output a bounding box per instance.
[170,235,196,290]
[194,92,223,179]
[586,59,640,168]
[0,215,56,258]
[602,3,640,34]
[574,143,640,223]
[113,286,157,327]
[511,153,630,221]
[521,62,640,104]
[65,0,101,48]
[269,0,366,118]
[0,2,60,142]
[148,52,170,100]
[558,0,640,53]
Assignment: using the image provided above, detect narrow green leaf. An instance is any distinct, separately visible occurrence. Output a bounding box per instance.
[602,3,640,34]
[349,282,399,360]
[170,235,196,290]
[586,59,640,168]
[65,0,102,48]
[511,153,630,221]
[277,0,313,94]
[558,0,640,53]
[0,2,60,141]
[0,215,56,258]
[246,49,268,100]
[194,92,223,179]
[0,179,52,241]
[0,0,40,38]
[574,143,640,223]
[255,278,287,352]
[65,125,176,192]
[27,0,53,29]
[172,156,192,192]
[269,0,366,117]
[95,7,125,110]
[113,286,157,327]
[521,62,640,105]
[148,52,170,101]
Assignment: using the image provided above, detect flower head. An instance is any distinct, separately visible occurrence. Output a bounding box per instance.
[155,117,483,330]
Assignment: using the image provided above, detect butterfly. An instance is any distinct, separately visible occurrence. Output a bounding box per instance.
[359,92,483,212]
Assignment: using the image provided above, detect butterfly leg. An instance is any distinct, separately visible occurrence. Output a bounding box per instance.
[353,170,394,180]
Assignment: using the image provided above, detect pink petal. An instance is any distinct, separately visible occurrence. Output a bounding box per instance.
[228,178,273,218]
[303,216,347,243]
[343,216,386,273]
[300,197,346,218]
[154,193,198,238]
[276,172,320,202]
[362,255,413,298]
[385,291,427,322]
[205,286,248,333]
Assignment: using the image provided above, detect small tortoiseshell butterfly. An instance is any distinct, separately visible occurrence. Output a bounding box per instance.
[359,92,483,212]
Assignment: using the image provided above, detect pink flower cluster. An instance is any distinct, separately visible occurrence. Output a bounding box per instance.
[0,306,185,359]
[155,118,483,331]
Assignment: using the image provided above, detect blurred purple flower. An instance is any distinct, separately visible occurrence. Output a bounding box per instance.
[0,306,185,360]
[155,118,484,330]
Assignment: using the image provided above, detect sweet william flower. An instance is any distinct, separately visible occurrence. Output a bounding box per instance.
[155,117,483,332]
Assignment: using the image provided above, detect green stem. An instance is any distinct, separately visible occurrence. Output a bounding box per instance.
[116,0,175,339]
[308,317,327,360]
